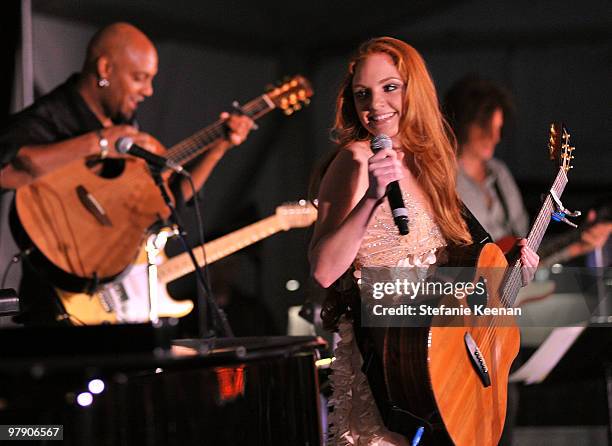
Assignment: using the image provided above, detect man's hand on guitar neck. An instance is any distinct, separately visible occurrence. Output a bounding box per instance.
[220,111,255,148]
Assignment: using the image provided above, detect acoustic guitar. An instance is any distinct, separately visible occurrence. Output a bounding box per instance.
[14,76,313,292]
[56,201,317,325]
[383,123,576,445]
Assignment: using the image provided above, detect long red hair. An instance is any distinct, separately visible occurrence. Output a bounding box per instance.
[332,37,471,245]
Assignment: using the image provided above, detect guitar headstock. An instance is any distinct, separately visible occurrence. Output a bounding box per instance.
[548,122,575,173]
[275,200,318,230]
[266,75,314,115]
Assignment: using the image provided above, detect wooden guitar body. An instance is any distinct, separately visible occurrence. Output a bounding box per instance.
[56,287,117,325]
[53,202,316,324]
[12,75,313,292]
[56,252,193,325]
[384,243,520,446]
[382,123,575,444]
[15,157,168,291]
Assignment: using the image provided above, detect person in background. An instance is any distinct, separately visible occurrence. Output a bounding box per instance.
[444,75,528,242]
[444,75,611,445]
[444,75,611,257]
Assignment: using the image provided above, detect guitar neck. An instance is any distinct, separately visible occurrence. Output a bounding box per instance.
[157,215,285,284]
[503,168,569,307]
[166,94,276,166]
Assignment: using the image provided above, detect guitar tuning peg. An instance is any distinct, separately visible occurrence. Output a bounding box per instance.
[293,103,302,111]
[304,98,311,106]
[284,108,294,116]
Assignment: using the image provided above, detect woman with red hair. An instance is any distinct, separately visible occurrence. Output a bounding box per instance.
[309,37,539,445]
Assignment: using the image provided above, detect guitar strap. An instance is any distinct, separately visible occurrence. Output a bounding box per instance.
[461,202,493,245]
[352,206,491,442]
[492,177,515,236]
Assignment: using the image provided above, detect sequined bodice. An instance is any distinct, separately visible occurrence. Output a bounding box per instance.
[354,192,446,269]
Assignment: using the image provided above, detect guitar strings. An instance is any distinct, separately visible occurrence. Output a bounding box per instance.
[168,82,309,163]
[477,171,566,353]
[91,87,302,191]
[73,95,269,198]
[476,171,563,349]
[479,188,559,351]
[87,82,308,194]
[167,98,269,164]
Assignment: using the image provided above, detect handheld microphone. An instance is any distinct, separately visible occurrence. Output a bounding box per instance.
[370,134,409,235]
[115,137,184,174]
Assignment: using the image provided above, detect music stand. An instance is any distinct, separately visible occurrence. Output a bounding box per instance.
[511,323,612,443]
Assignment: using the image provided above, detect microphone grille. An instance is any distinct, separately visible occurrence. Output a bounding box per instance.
[115,136,134,154]
[371,134,392,151]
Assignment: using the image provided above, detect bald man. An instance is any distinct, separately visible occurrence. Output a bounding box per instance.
[0,23,253,324]
[0,22,252,199]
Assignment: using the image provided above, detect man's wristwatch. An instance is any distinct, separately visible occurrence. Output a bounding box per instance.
[97,129,109,159]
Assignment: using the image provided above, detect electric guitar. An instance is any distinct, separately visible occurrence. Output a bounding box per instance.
[508,202,611,305]
[383,123,576,445]
[537,201,611,268]
[14,76,313,292]
[56,201,317,324]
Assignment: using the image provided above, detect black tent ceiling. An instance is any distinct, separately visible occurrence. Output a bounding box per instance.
[33,0,458,54]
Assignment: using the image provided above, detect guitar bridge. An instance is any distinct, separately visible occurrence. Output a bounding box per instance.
[76,185,112,226]
[464,332,491,387]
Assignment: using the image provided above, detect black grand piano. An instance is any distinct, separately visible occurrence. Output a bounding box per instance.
[0,323,325,445]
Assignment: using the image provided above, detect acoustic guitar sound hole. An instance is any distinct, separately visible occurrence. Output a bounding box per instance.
[85,158,126,179]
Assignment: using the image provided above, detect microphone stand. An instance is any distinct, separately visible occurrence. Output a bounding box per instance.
[148,165,234,339]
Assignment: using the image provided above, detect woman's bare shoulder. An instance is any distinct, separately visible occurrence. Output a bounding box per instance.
[316,142,369,203]
[322,141,370,180]
[343,140,371,160]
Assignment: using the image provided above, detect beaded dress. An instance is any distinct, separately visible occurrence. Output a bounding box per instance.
[327,191,446,446]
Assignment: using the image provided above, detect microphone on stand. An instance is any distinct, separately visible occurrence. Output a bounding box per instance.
[370,134,409,235]
[115,136,185,174]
